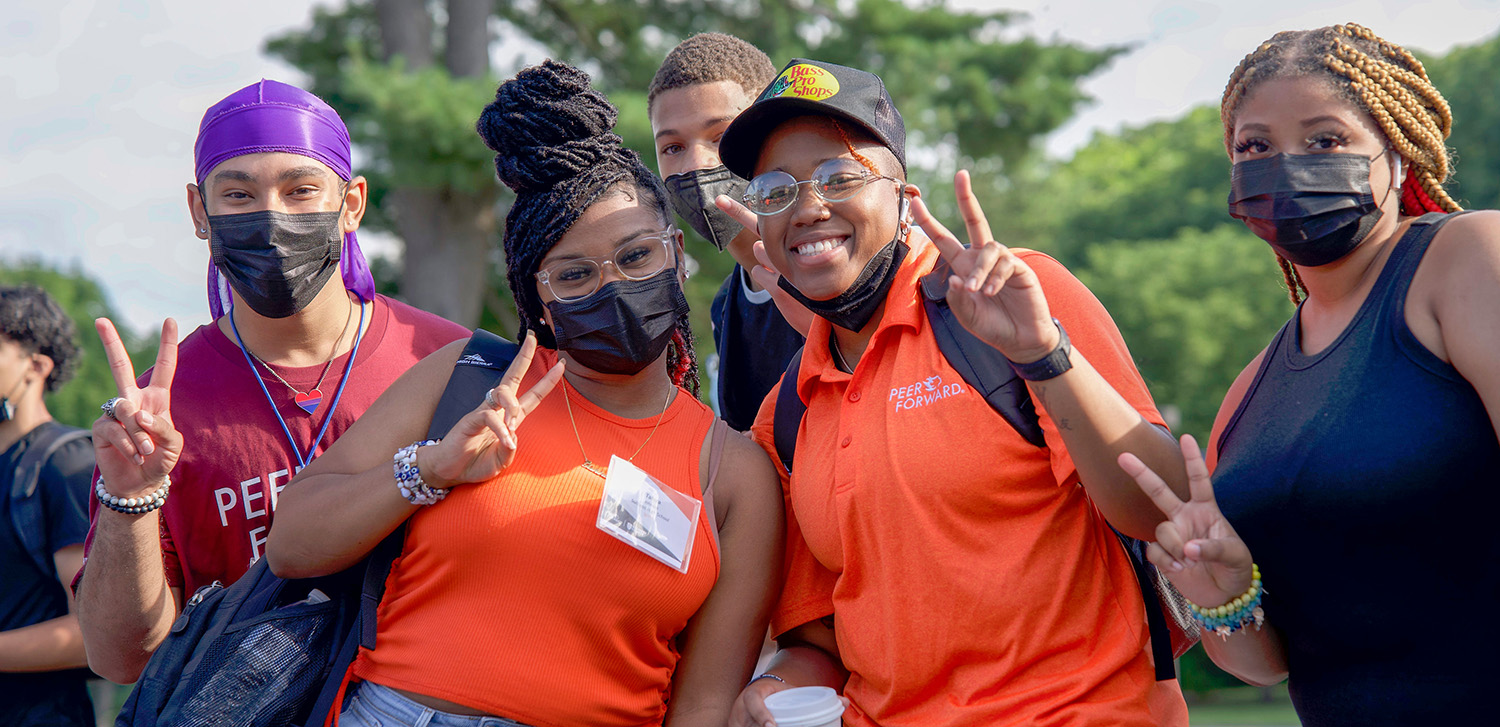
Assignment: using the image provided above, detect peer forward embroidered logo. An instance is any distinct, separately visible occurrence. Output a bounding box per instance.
[890,374,965,412]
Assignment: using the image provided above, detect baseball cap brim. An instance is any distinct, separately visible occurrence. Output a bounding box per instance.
[719,97,900,180]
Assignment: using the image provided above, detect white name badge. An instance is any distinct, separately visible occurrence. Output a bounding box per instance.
[596,455,701,573]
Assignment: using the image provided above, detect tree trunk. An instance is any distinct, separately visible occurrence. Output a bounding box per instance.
[390,188,495,327]
[445,0,491,78]
[375,0,434,68]
[374,0,500,327]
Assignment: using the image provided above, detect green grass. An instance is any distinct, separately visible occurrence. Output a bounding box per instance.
[1187,685,1301,726]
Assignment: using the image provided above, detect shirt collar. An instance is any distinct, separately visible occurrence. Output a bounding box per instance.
[795,232,940,397]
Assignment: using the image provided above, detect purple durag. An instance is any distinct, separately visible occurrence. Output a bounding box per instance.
[194,79,375,318]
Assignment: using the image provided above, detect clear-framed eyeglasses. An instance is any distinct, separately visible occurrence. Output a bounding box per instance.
[742,158,902,216]
[535,227,679,303]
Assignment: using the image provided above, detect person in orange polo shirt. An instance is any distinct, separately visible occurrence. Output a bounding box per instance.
[715,59,1193,727]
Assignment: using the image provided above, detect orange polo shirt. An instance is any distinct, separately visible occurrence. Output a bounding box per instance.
[750,237,1180,727]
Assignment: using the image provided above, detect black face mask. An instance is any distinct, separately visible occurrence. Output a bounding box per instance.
[208,209,343,319]
[1228,152,1390,267]
[546,270,691,376]
[778,195,911,332]
[664,166,747,251]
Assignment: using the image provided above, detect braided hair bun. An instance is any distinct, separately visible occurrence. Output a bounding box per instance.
[478,60,625,193]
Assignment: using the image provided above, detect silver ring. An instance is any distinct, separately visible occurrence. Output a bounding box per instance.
[483,389,498,409]
[101,397,126,421]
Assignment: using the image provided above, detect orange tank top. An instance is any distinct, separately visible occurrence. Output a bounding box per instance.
[353,349,721,726]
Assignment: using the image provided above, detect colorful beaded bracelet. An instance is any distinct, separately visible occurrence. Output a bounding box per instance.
[394,439,447,506]
[1187,563,1265,638]
[95,476,170,515]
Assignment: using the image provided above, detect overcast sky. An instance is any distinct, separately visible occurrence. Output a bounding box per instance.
[5,0,1498,335]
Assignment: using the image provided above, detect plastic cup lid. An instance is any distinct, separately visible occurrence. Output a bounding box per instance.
[764,686,845,727]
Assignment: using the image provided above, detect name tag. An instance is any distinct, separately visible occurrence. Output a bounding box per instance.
[596,456,701,573]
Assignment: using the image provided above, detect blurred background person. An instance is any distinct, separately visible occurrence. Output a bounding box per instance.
[648,32,809,431]
[0,285,96,727]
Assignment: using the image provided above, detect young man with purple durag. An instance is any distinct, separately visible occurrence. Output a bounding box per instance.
[73,80,468,684]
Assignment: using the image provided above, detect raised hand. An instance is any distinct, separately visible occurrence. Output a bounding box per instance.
[714,194,815,336]
[92,318,182,499]
[418,332,565,489]
[1118,434,1256,608]
[912,170,1058,363]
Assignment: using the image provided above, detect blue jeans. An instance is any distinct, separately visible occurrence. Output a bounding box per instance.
[339,681,532,727]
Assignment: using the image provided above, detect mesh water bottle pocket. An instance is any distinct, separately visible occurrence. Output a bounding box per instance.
[171,599,339,727]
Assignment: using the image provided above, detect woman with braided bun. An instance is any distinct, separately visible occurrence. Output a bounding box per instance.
[265,60,783,727]
[1117,23,1500,724]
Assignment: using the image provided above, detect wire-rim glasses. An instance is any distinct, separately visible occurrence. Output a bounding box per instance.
[535,227,679,303]
[742,159,901,216]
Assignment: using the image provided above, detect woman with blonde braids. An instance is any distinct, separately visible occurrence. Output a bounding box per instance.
[1117,23,1500,724]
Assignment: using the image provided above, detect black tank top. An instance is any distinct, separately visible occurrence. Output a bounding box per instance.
[1215,213,1498,725]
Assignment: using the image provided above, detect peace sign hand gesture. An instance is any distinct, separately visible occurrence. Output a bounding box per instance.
[92,318,183,499]
[418,332,565,489]
[912,170,1059,363]
[1118,434,1257,608]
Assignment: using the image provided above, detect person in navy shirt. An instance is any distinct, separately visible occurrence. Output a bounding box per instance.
[647,33,807,430]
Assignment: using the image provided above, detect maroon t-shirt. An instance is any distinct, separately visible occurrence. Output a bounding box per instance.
[81,296,468,596]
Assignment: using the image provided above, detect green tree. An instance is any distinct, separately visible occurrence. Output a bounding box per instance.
[1075,225,1287,440]
[0,260,146,430]
[1006,105,1234,266]
[1423,31,1500,210]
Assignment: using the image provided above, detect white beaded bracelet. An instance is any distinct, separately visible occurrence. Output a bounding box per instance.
[393,439,446,506]
[95,476,170,515]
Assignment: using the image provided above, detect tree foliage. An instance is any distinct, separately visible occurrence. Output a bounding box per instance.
[1423,32,1500,210]
[0,260,147,430]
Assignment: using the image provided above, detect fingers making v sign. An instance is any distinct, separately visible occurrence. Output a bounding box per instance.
[1118,434,1257,608]
[418,332,566,490]
[912,170,1060,364]
[92,318,183,500]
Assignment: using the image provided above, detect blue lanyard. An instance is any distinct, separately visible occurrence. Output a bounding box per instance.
[229,301,367,469]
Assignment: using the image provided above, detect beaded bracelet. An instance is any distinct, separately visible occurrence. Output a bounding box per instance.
[747,673,787,688]
[393,439,446,506]
[95,476,170,515]
[1188,563,1266,638]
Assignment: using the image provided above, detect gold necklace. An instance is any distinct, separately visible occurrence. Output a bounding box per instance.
[243,300,356,414]
[561,378,673,479]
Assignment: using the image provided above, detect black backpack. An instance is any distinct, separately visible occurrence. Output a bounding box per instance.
[114,330,518,727]
[772,261,1199,680]
[8,422,91,580]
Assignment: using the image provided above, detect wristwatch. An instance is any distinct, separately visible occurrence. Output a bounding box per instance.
[1008,318,1073,381]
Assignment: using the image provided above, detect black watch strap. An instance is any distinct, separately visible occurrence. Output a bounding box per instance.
[1008,318,1073,381]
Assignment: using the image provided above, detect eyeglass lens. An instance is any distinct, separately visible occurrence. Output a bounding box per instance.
[744,159,879,215]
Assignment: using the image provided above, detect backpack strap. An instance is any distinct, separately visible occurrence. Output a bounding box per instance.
[771,347,807,475]
[919,260,1046,448]
[1111,526,1178,680]
[8,423,91,579]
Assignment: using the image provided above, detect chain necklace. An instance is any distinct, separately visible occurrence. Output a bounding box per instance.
[561,377,673,479]
[243,300,355,415]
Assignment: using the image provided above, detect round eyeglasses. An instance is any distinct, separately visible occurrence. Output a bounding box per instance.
[535,227,678,303]
[742,159,901,216]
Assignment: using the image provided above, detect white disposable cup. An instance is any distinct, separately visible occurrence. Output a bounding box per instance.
[764,686,845,727]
